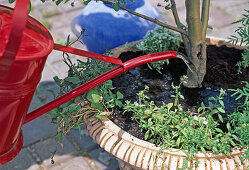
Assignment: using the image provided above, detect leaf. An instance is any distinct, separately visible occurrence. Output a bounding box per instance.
[176,138,181,147]
[217,107,225,113]
[56,116,63,123]
[49,108,59,116]
[201,147,206,154]
[56,132,63,142]
[218,114,224,123]
[84,0,91,5]
[227,123,231,132]
[113,3,120,11]
[53,76,62,86]
[115,100,123,107]
[198,107,204,113]
[66,34,70,46]
[8,0,15,3]
[65,76,81,84]
[87,89,101,103]
[165,4,171,10]
[145,130,150,140]
[215,128,224,134]
[56,0,64,5]
[117,91,124,100]
[231,140,236,147]
[28,2,32,14]
[167,103,173,111]
[232,135,239,141]
[91,103,103,110]
[219,100,225,107]
[207,25,213,30]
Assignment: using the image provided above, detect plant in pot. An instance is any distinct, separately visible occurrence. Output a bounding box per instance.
[40,0,249,169]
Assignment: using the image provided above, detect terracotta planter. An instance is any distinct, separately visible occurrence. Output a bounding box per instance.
[84,37,248,170]
[84,112,248,170]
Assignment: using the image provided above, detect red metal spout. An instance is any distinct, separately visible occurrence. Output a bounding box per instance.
[24,51,177,124]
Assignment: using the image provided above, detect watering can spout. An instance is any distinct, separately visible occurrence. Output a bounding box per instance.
[24,50,177,124]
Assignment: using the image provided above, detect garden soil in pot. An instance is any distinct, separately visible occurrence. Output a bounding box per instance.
[110,43,248,141]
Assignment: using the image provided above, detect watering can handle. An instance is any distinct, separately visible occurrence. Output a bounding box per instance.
[0,0,30,67]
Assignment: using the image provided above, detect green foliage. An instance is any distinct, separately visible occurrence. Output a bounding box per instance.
[124,77,243,168]
[198,88,226,123]
[8,0,15,3]
[228,9,249,46]
[136,26,181,73]
[228,9,249,74]
[112,3,120,11]
[230,81,249,108]
[236,50,249,74]
[50,35,123,141]
[229,81,249,162]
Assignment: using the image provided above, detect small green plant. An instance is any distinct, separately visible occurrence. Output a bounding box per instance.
[136,26,181,73]
[229,81,249,162]
[50,35,123,141]
[236,51,249,74]
[51,57,123,141]
[228,9,249,74]
[124,76,245,169]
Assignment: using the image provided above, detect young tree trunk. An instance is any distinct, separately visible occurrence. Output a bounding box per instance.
[100,0,210,88]
[183,0,207,88]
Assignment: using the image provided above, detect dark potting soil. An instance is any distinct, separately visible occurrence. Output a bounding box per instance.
[109,45,248,140]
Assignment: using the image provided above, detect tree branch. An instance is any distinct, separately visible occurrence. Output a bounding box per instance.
[170,0,190,57]
[201,0,210,40]
[98,0,188,36]
[170,0,182,27]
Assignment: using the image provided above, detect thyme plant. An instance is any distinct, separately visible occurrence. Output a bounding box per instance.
[49,35,123,141]
[136,26,181,74]
[124,79,249,169]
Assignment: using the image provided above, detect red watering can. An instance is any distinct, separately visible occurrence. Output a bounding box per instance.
[0,0,177,165]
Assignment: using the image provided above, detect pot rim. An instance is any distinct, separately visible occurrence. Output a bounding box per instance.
[85,112,246,159]
[111,36,248,59]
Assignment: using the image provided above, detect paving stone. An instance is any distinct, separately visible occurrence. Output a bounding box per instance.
[207,22,240,39]
[31,1,60,19]
[22,114,57,146]
[225,3,249,20]
[0,1,14,7]
[0,148,37,170]
[67,127,99,152]
[23,82,60,146]
[47,8,83,30]
[41,65,58,82]
[166,4,236,29]
[46,51,64,64]
[39,155,92,170]
[208,5,235,29]
[56,1,84,13]
[211,0,248,11]
[32,137,77,162]
[88,147,119,170]
[52,25,76,42]
[51,60,70,79]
